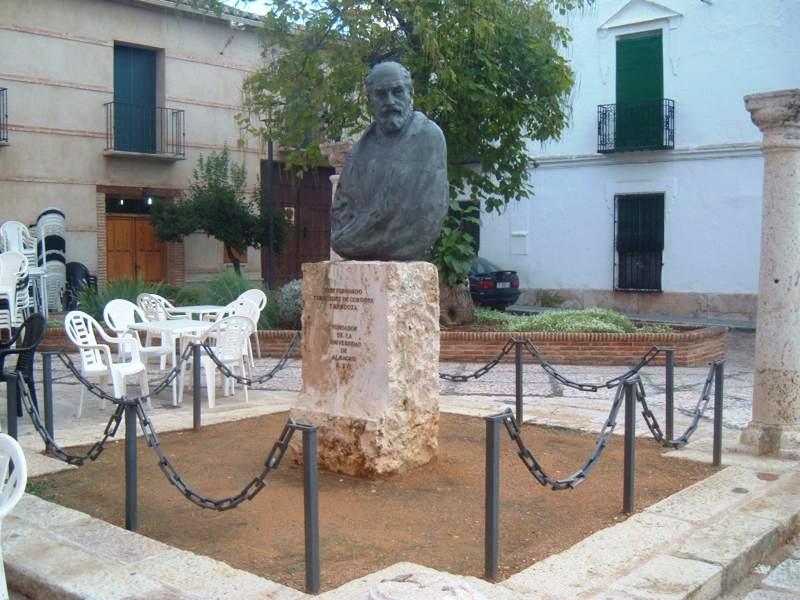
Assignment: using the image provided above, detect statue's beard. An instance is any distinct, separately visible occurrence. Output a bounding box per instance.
[378,105,411,134]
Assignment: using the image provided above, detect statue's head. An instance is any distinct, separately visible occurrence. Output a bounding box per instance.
[365,61,413,135]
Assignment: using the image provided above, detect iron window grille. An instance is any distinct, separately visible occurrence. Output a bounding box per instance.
[598,99,674,153]
[0,88,7,143]
[105,101,185,157]
[614,193,664,292]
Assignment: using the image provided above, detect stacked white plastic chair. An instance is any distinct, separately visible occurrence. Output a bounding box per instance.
[0,221,37,271]
[0,252,28,336]
[0,433,27,600]
[65,310,150,418]
[35,208,66,312]
[238,288,267,358]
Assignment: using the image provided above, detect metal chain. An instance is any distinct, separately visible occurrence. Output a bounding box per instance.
[134,400,299,510]
[200,331,300,387]
[14,371,124,465]
[638,361,719,449]
[439,339,516,382]
[501,381,628,490]
[523,340,661,392]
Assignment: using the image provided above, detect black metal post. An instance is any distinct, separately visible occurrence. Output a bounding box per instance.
[6,378,17,440]
[260,121,276,291]
[713,361,724,467]
[664,349,674,443]
[484,414,502,581]
[193,343,202,432]
[302,426,320,594]
[623,379,636,515]
[125,403,138,531]
[515,341,524,426]
[43,353,54,443]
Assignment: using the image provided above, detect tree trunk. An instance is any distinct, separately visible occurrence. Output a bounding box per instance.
[439,282,474,327]
[225,244,242,276]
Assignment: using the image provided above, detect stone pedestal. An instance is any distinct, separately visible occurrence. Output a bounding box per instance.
[290,260,440,476]
[741,89,800,457]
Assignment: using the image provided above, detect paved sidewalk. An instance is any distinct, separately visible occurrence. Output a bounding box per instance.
[3,331,799,599]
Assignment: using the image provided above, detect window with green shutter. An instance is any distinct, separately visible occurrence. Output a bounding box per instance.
[616,30,663,151]
[615,193,664,291]
[113,44,156,153]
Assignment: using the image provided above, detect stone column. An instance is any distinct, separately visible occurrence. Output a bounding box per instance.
[741,89,800,457]
[320,141,351,261]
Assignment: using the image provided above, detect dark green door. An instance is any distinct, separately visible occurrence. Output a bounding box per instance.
[616,30,663,151]
[114,45,156,153]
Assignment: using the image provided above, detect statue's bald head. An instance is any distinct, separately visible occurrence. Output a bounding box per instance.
[365,62,414,134]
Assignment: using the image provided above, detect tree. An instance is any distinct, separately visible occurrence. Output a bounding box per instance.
[236,0,583,320]
[150,146,286,277]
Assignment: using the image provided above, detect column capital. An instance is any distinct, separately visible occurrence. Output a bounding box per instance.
[744,89,800,148]
[319,141,352,173]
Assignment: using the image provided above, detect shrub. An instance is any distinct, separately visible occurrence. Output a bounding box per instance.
[474,307,671,334]
[77,279,169,320]
[276,279,303,330]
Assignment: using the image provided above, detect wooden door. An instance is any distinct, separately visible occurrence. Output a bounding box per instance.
[106,215,165,282]
[262,163,334,287]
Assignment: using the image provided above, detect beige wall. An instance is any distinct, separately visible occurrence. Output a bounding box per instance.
[0,0,265,282]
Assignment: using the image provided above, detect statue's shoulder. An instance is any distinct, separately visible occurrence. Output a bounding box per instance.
[410,111,444,141]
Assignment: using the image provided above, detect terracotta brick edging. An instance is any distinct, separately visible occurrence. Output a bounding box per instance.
[43,326,726,368]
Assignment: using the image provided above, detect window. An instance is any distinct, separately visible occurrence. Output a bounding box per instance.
[615,193,664,291]
[616,30,663,151]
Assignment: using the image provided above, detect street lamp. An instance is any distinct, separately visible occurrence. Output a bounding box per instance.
[261,111,276,290]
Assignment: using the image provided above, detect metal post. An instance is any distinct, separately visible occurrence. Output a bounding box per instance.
[302,426,320,594]
[664,349,674,443]
[43,353,54,443]
[267,138,275,291]
[713,361,724,467]
[484,414,502,581]
[515,341,524,426]
[623,379,636,515]
[6,378,17,440]
[193,343,202,432]
[125,403,138,531]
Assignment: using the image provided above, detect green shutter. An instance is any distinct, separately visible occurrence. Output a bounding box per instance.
[616,31,663,150]
[114,45,156,153]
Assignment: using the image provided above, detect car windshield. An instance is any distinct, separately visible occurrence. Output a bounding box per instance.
[471,257,502,275]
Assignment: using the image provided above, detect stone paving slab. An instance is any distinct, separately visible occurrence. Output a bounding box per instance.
[760,559,800,593]
[599,554,722,600]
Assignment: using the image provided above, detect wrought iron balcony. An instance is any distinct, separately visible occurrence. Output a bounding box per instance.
[104,101,185,158]
[597,99,674,154]
[0,88,7,144]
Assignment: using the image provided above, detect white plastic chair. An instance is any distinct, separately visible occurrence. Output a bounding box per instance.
[150,293,190,319]
[238,289,267,358]
[189,315,254,408]
[0,252,27,328]
[0,221,37,270]
[35,211,66,312]
[65,311,150,418]
[0,433,27,600]
[215,297,260,367]
[103,299,172,370]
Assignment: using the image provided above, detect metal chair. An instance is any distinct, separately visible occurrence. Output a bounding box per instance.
[238,288,267,358]
[0,313,46,418]
[0,433,27,600]
[65,311,150,418]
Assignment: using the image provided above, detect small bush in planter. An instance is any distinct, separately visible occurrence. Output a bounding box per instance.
[277,279,303,330]
[78,279,169,320]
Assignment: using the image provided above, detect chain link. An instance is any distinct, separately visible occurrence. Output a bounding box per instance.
[134,400,300,510]
[439,339,516,382]
[199,331,300,387]
[638,361,719,449]
[14,371,124,465]
[500,381,627,490]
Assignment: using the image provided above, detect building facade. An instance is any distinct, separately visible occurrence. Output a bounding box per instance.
[479,0,799,320]
[0,0,268,286]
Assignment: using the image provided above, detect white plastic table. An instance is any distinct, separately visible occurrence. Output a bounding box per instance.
[166,304,222,320]
[129,319,212,406]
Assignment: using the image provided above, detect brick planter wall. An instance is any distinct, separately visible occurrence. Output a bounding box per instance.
[43,326,725,367]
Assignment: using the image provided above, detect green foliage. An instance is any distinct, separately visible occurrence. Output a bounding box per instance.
[276,279,304,330]
[149,147,286,275]
[424,201,480,285]
[78,279,169,320]
[474,307,672,333]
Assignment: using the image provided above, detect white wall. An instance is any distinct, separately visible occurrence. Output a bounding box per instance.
[482,0,798,300]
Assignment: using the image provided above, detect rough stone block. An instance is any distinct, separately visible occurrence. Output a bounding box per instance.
[291,261,440,477]
[761,559,800,593]
[602,554,722,600]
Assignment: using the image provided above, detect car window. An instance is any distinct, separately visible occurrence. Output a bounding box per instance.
[472,257,500,275]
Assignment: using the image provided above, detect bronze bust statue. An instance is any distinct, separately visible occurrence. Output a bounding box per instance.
[331,61,449,261]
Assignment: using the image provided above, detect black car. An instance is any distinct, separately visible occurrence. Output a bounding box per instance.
[468,257,520,309]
